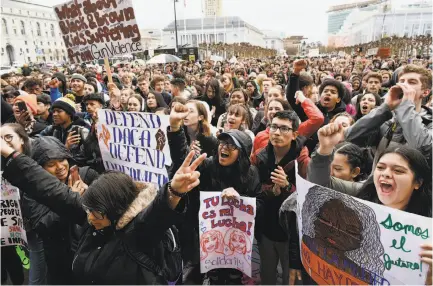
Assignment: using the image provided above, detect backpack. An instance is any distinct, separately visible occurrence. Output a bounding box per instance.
[121,226,183,285]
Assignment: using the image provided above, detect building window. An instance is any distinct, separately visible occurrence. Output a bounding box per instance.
[47,42,50,45]
[19,10,21,14]
[26,48,29,53]
[12,19,14,24]
[48,49,51,53]
[45,31,48,37]
[412,24,420,36]
[54,42,56,46]
[27,11,29,15]
[42,49,45,53]
[36,22,41,36]
[40,41,43,46]
[424,23,432,36]
[50,24,55,37]
[14,28,17,35]
[20,21,25,35]
[25,41,27,45]
[44,23,47,27]
[2,18,7,35]
[28,57,31,62]
[20,48,23,52]
[1,48,4,53]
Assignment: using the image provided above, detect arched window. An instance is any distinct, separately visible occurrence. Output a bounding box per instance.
[20,21,25,35]
[50,24,54,37]
[36,22,41,36]
[2,18,8,35]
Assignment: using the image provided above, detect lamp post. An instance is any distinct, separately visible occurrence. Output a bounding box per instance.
[173,0,179,53]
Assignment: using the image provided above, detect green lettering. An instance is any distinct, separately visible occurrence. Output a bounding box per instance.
[380,213,429,239]
[383,253,421,271]
[390,236,411,253]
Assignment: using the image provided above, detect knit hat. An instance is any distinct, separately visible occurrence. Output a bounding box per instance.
[13,93,38,115]
[83,93,104,104]
[71,73,87,83]
[51,97,76,117]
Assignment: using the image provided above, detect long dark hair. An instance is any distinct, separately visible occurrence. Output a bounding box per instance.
[204,79,223,106]
[246,80,260,99]
[354,93,382,120]
[3,123,32,156]
[211,146,254,193]
[335,142,372,182]
[356,146,432,217]
[82,172,140,223]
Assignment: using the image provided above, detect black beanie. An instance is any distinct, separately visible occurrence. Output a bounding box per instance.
[51,97,76,117]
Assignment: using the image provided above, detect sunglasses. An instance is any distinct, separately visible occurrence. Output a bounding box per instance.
[82,204,105,220]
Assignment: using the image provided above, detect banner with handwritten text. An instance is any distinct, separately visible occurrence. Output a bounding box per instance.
[96,110,171,187]
[295,171,432,285]
[1,176,28,248]
[198,192,256,277]
[54,0,143,64]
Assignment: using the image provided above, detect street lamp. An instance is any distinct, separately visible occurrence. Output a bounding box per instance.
[173,0,179,53]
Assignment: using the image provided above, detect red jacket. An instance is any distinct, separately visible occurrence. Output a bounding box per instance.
[250,99,324,162]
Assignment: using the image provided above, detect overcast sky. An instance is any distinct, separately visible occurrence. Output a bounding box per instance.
[36,0,412,43]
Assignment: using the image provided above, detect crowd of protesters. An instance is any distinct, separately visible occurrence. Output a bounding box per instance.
[1,52,432,285]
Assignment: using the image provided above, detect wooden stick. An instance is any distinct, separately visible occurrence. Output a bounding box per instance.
[104,57,113,83]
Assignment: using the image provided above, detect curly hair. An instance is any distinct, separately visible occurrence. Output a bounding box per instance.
[302,185,385,276]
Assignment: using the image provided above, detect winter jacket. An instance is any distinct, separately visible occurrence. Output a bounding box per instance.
[3,153,185,285]
[77,125,105,173]
[199,96,226,126]
[250,98,323,162]
[345,101,432,165]
[183,126,218,157]
[1,97,14,124]
[4,116,47,137]
[252,137,309,242]
[39,119,90,161]
[167,127,263,274]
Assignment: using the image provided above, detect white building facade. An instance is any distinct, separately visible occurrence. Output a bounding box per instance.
[162,17,265,48]
[1,0,67,66]
[330,1,432,47]
[262,30,284,53]
[204,0,222,17]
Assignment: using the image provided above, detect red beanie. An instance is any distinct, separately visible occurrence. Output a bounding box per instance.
[13,94,38,115]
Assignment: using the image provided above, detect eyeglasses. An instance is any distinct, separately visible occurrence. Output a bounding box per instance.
[218,140,238,151]
[1,134,13,142]
[82,204,105,220]
[270,124,293,134]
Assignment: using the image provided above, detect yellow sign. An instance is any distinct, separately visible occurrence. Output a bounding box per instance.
[189,55,195,62]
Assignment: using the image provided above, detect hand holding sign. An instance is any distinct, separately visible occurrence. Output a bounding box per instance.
[108,83,121,109]
[420,244,433,285]
[317,123,345,155]
[221,187,240,198]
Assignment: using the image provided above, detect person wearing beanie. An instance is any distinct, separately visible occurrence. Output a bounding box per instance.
[70,73,87,111]
[5,93,48,136]
[40,97,89,161]
[36,94,53,125]
[83,93,104,126]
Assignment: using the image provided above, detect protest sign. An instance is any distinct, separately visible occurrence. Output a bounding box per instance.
[199,192,256,277]
[54,0,143,64]
[1,176,27,248]
[96,110,172,187]
[295,170,432,285]
[308,49,319,57]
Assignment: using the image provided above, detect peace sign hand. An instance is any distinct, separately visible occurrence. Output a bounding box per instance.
[171,150,207,194]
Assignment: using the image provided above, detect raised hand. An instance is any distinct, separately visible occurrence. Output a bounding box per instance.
[171,150,207,194]
[49,78,61,89]
[169,103,190,130]
[317,123,345,155]
[293,59,307,75]
[65,131,81,149]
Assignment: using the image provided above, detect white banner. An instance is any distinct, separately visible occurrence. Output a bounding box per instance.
[308,49,319,57]
[96,110,172,187]
[295,170,432,285]
[1,176,27,248]
[54,0,143,64]
[199,192,256,277]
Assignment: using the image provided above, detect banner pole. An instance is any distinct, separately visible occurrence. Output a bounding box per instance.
[104,57,113,83]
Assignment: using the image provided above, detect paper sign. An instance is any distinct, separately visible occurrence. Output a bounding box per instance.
[54,0,143,64]
[199,192,256,277]
[295,172,432,285]
[96,110,172,187]
[308,49,319,57]
[1,176,28,248]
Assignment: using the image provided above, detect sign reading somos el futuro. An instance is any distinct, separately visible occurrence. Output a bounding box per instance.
[53,0,143,64]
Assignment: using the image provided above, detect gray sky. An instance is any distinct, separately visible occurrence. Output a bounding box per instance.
[36,0,411,43]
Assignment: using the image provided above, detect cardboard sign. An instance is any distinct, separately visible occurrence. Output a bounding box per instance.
[377,48,391,59]
[199,192,256,277]
[367,48,379,56]
[1,176,28,248]
[96,110,172,187]
[295,171,432,285]
[54,0,143,64]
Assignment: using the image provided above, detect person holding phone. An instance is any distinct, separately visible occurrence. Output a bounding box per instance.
[39,97,89,161]
[6,93,47,136]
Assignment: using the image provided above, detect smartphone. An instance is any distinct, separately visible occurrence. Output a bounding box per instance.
[17,101,27,112]
[70,126,80,135]
[70,165,79,185]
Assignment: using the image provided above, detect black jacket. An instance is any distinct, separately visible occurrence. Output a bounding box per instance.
[3,153,185,285]
[167,127,263,267]
[254,137,307,242]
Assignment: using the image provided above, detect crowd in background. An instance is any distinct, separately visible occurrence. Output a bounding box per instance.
[1,52,432,285]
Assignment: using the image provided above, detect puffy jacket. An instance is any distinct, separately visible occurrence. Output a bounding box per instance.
[3,154,185,285]
[39,119,90,161]
[252,137,309,242]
